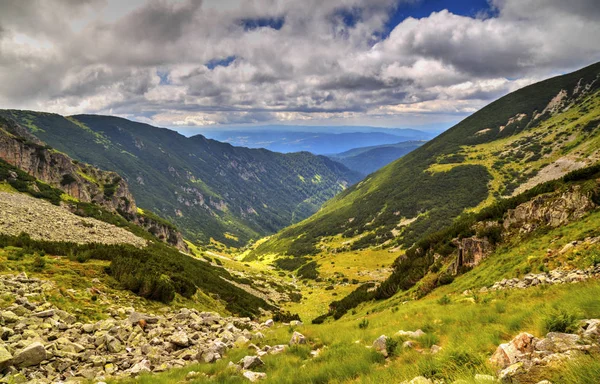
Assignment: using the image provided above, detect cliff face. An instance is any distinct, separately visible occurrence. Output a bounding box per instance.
[452,185,598,274]
[132,214,189,252]
[503,185,596,233]
[0,117,135,215]
[0,116,188,252]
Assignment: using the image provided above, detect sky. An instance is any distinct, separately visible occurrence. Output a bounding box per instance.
[0,0,599,134]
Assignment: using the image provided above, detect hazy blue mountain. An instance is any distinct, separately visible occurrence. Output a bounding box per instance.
[328,141,426,175]
[197,129,433,154]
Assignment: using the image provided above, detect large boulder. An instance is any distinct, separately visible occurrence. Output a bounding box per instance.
[11,342,47,368]
[490,333,536,369]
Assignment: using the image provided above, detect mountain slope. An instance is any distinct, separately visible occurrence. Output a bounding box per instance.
[328,141,426,175]
[0,112,362,246]
[253,61,600,258]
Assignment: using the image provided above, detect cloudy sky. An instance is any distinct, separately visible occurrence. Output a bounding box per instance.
[0,0,599,133]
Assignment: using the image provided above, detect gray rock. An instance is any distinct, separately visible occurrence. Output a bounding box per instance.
[243,370,267,382]
[240,355,264,370]
[289,331,306,346]
[11,342,47,368]
[373,335,388,357]
[169,331,190,348]
[0,344,12,370]
[33,310,55,318]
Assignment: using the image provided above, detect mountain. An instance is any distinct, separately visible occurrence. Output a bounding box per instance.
[198,129,432,154]
[0,117,275,316]
[328,141,426,175]
[0,115,186,250]
[252,61,600,258]
[0,112,362,247]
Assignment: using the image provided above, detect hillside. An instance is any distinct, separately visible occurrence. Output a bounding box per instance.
[0,112,362,247]
[252,61,600,259]
[328,141,426,175]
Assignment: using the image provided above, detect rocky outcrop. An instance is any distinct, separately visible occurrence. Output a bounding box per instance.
[483,264,600,292]
[503,185,596,233]
[452,185,597,276]
[132,214,188,252]
[453,236,493,274]
[0,273,275,383]
[490,321,600,383]
[0,117,135,216]
[0,117,189,251]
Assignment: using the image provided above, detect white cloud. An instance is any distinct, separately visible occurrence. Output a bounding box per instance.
[0,0,598,129]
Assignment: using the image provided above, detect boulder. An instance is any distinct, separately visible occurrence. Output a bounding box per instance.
[263,319,274,328]
[0,311,19,324]
[0,344,12,370]
[373,335,388,357]
[289,331,306,346]
[11,342,47,368]
[535,332,581,353]
[240,355,264,370]
[33,310,55,318]
[169,331,190,348]
[243,370,267,382]
[490,332,535,369]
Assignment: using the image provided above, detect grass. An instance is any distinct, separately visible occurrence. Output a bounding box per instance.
[109,278,600,384]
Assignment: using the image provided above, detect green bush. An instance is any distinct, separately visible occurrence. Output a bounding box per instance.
[544,308,580,333]
[358,319,369,329]
[31,254,46,272]
[385,337,399,357]
[437,295,451,305]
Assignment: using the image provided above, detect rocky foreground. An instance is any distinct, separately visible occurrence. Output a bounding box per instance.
[0,273,299,383]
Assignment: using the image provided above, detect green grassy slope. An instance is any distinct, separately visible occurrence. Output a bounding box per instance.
[253,61,600,258]
[0,111,362,246]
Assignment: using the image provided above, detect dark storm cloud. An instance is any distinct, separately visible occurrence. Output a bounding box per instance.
[0,0,598,127]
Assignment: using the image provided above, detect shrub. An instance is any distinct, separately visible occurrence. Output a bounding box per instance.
[358,319,369,329]
[544,308,579,333]
[437,295,451,305]
[273,311,301,323]
[385,337,399,357]
[31,254,46,272]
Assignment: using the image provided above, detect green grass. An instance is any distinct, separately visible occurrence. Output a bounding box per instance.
[110,279,600,384]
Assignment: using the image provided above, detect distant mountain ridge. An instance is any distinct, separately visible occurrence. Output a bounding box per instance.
[328,141,426,175]
[199,129,433,155]
[0,111,362,246]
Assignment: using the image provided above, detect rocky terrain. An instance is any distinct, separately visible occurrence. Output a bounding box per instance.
[0,192,146,247]
[483,264,600,292]
[490,323,600,383]
[0,273,305,383]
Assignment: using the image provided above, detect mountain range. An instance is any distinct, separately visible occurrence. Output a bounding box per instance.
[0,112,362,247]
[198,128,433,155]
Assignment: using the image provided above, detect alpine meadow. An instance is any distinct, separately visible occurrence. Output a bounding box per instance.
[0,1,600,384]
